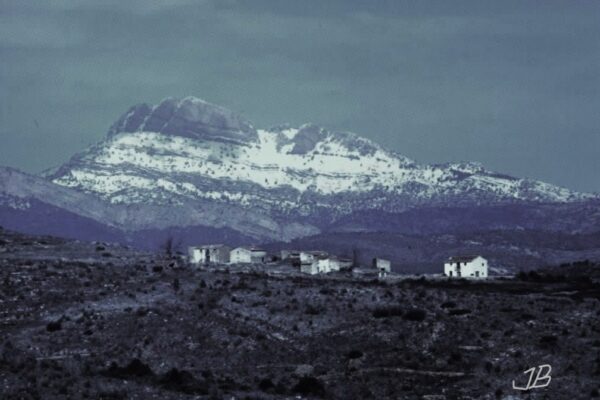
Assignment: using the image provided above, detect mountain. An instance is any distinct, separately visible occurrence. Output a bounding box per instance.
[40,96,595,242]
[0,166,256,249]
[1,96,599,267]
[0,167,122,242]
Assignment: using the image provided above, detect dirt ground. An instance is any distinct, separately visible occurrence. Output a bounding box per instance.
[1,229,599,399]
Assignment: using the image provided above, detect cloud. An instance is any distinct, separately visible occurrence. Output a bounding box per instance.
[0,14,85,48]
[0,0,599,192]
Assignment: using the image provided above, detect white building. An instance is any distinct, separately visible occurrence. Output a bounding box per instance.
[281,250,301,266]
[230,247,267,264]
[301,256,351,275]
[300,262,320,275]
[373,258,391,278]
[299,251,328,265]
[188,244,231,265]
[444,255,488,278]
[320,257,352,272]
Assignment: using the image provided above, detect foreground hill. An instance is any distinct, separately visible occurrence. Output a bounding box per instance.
[0,230,598,399]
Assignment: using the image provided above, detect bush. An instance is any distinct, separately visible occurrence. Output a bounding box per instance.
[372,306,403,318]
[441,301,457,309]
[258,378,274,391]
[104,359,154,378]
[46,320,62,332]
[539,335,558,348]
[403,308,426,322]
[347,350,364,359]
[293,376,326,397]
[305,305,323,315]
[159,368,208,394]
[448,309,471,316]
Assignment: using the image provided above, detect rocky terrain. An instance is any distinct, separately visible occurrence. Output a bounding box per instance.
[1,229,599,399]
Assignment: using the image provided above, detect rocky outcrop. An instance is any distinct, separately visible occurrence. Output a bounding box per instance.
[108,97,257,143]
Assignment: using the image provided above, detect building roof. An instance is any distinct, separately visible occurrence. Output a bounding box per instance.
[301,250,329,256]
[447,255,481,262]
[190,244,229,249]
[233,246,265,252]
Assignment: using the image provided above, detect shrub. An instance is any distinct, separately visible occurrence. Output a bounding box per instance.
[448,309,471,316]
[441,301,456,309]
[258,378,274,391]
[293,376,326,397]
[159,368,209,395]
[539,335,558,348]
[46,320,62,332]
[305,305,323,315]
[372,306,403,318]
[403,308,426,322]
[104,359,154,378]
[347,350,364,359]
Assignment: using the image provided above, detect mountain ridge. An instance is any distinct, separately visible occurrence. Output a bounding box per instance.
[1,96,598,254]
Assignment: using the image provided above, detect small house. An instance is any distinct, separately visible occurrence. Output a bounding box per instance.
[300,262,320,275]
[373,258,391,278]
[301,256,351,275]
[300,251,328,265]
[281,250,301,266]
[320,257,352,273]
[230,247,267,264]
[188,244,231,265]
[444,255,488,278]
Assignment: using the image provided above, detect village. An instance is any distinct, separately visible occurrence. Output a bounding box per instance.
[187,244,489,280]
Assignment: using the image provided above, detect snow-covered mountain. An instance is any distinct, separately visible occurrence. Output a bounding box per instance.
[39,96,595,241]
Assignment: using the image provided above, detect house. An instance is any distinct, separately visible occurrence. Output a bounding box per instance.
[230,247,267,264]
[372,258,391,278]
[301,255,351,275]
[320,257,352,272]
[300,262,320,275]
[444,255,488,278]
[299,251,328,265]
[188,244,231,265]
[281,250,301,266]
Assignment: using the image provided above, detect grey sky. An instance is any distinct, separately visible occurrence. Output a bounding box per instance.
[1,0,599,192]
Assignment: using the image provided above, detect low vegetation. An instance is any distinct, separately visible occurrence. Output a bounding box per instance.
[0,230,599,398]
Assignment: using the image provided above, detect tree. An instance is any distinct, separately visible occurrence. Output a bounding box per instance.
[162,236,182,259]
[352,247,360,268]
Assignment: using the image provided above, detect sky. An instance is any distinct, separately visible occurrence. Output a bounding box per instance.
[0,0,599,192]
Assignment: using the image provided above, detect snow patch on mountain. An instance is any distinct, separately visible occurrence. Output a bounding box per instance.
[49,96,593,214]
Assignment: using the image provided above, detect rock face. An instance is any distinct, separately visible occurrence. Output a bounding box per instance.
[108,97,257,143]
[2,96,598,247]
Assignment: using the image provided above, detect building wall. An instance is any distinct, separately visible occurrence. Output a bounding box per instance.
[230,248,252,264]
[300,252,315,264]
[444,256,488,278]
[189,247,202,263]
[301,263,319,275]
[374,258,391,273]
[188,246,230,264]
[250,250,267,263]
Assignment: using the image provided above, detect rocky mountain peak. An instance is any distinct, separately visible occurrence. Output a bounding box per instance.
[107,96,257,143]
